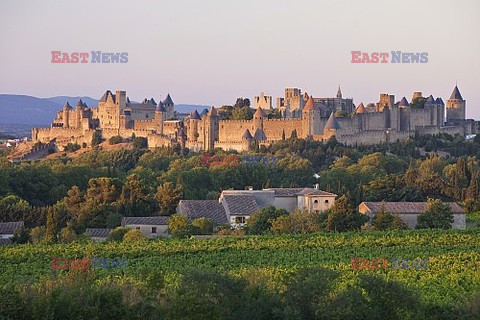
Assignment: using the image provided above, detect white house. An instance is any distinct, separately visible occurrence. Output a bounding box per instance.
[121,216,170,238]
[358,202,466,229]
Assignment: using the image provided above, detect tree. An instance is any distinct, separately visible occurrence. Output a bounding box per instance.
[156,182,182,215]
[167,215,191,238]
[192,217,214,235]
[108,135,123,145]
[91,134,102,147]
[326,195,368,232]
[270,215,295,234]
[232,106,253,120]
[30,226,46,244]
[245,206,288,235]
[45,202,68,242]
[59,226,77,243]
[133,137,148,149]
[123,229,146,242]
[12,227,30,244]
[371,205,394,230]
[417,198,454,229]
[106,226,129,242]
[120,174,155,216]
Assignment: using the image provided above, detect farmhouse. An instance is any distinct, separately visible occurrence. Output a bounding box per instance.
[178,186,337,228]
[121,216,169,238]
[358,202,466,229]
[85,228,112,242]
[0,221,24,239]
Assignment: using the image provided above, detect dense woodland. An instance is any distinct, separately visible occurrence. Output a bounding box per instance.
[1,133,480,239]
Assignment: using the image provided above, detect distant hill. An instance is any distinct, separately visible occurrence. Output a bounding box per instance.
[175,104,210,114]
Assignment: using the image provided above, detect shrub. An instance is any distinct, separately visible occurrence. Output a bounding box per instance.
[168,215,191,238]
[245,206,288,235]
[192,217,214,235]
[30,226,46,244]
[59,227,77,243]
[108,135,123,145]
[133,137,148,149]
[326,195,369,232]
[63,143,81,152]
[106,226,130,242]
[123,229,146,242]
[12,227,30,244]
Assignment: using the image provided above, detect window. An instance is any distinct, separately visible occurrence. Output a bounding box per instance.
[151,227,157,234]
[325,200,329,204]
[136,227,140,230]
[234,216,246,224]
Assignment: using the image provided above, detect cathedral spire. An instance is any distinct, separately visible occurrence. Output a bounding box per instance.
[337,85,342,98]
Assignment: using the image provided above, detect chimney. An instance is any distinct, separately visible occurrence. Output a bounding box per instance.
[314,183,319,190]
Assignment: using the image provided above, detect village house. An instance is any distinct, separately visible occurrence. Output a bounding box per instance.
[0,221,24,239]
[121,216,170,238]
[358,202,466,229]
[85,228,112,242]
[177,186,337,228]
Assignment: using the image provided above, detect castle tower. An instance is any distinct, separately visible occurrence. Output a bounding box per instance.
[178,128,187,149]
[189,110,201,141]
[203,106,218,151]
[337,85,342,99]
[446,85,466,121]
[155,101,166,134]
[116,91,127,110]
[62,101,72,128]
[253,107,264,132]
[323,111,340,141]
[242,129,253,151]
[163,94,175,120]
[302,95,316,137]
[436,98,445,127]
[75,99,83,129]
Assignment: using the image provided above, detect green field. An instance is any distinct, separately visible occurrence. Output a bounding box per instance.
[1,229,479,298]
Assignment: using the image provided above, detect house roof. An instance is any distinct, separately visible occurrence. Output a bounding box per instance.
[178,200,228,225]
[85,228,112,238]
[0,238,12,245]
[360,202,465,214]
[449,85,463,100]
[267,188,336,197]
[156,101,166,112]
[0,221,24,234]
[222,195,259,216]
[254,128,267,141]
[122,216,170,226]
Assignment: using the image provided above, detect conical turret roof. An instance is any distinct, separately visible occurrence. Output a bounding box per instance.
[76,99,83,108]
[398,97,409,107]
[164,94,174,105]
[356,103,365,114]
[449,85,463,100]
[242,129,253,140]
[63,101,72,109]
[337,85,342,98]
[425,95,435,105]
[325,112,340,130]
[303,96,316,111]
[254,128,267,141]
[190,109,201,120]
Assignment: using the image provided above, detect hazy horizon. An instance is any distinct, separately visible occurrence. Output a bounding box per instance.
[1,0,479,117]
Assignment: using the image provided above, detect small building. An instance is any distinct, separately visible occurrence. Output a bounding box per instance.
[121,216,170,238]
[177,187,337,229]
[0,221,24,239]
[358,202,466,229]
[85,228,112,242]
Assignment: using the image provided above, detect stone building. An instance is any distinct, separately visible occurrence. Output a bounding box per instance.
[32,85,477,152]
[358,202,466,229]
[253,92,273,110]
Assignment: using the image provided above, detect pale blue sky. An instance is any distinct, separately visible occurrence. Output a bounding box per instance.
[1,0,479,117]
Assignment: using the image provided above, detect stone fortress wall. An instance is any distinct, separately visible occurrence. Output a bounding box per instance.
[31,85,477,153]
